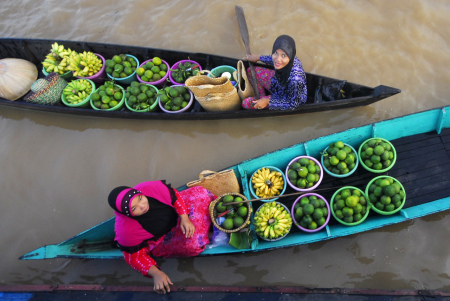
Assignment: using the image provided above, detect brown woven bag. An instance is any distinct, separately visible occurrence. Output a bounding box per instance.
[185,72,241,112]
[186,169,240,196]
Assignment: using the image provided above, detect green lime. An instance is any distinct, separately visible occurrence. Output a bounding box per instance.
[222,218,234,230]
[222,195,234,203]
[152,57,162,66]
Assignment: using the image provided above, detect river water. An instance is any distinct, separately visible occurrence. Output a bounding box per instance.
[1,0,450,292]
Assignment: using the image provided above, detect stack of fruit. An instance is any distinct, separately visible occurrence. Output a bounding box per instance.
[366,176,405,214]
[321,141,358,176]
[125,81,158,111]
[42,42,74,75]
[250,167,285,199]
[331,187,369,225]
[286,156,322,190]
[359,138,396,172]
[90,81,123,110]
[136,57,168,83]
[62,79,93,105]
[253,201,292,241]
[293,194,329,231]
[105,54,138,79]
[213,194,250,232]
[67,51,103,78]
[158,85,192,112]
[169,61,200,84]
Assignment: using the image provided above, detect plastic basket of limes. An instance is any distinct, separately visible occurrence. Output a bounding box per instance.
[358,138,396,173]
[291,193,330,233]
[365,175,406,215]
[158,85,193,113]
[124,81,159,112]
[285,156,323,192]
[136,57,170,87]
[330,186,370,226]
[89,81,125,111]
[105,54,139,85]
[321,141,359,178]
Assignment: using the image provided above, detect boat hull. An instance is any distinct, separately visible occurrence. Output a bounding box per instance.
[20,106,450,260]
[0,38,400,120]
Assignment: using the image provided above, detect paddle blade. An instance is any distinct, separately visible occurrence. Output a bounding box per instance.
[235,5,251,54]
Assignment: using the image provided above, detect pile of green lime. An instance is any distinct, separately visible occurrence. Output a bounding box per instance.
[170,61,200,83]
[293,195,329,231]
[366,176,405,213]
[105,54,137,78]
[286,157,321,189]
[158,85,191,112]
[359,138,395,171]
[90,81,123,110]
[215,195,249,231]
[125,81,158,111]
[332,187,368,224]
[322,141,357,175]
[136,57,167,83]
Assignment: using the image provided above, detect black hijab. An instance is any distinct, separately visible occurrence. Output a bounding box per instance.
[272,35,296,88]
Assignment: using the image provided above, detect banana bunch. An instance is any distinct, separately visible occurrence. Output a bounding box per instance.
[252,167,284,198]
[67,51,103,77]
[63,79,93,104]
[253,201,292,240]
[42,42,75,75]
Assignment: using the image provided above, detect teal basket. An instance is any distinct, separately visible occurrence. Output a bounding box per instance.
[209,65,238,87]
[107,54,139,85]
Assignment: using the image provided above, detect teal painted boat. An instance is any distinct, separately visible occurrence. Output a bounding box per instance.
[20,106,450,260]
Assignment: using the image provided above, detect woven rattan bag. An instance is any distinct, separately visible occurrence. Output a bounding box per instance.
[185,72,241,112]
[186,170,240,197]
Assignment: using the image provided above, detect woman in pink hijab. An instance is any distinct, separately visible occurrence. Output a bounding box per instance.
[108,180,215,294]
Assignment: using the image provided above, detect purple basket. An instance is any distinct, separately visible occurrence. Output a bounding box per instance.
[137,59,170,87]
[285,156,323,192]
[75,53,106,84]
[158,84,194,113]
[168,60,202,85]
[291,193,330,233]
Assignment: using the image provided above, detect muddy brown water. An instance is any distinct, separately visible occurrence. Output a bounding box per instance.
[1,0,450,291]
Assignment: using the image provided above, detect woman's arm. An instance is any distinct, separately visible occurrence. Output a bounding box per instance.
[148,265,173,294]
[244,54,260,63]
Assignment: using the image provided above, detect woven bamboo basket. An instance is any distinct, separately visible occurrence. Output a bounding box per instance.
[185,72,241,112]
[209,192,252,233]
[187,169,240,197]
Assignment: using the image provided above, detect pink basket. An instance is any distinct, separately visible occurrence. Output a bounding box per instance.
[137,59,170,87]
[291,193,330,233]
[168,60,202,85]
[158,85,194,113]
[75,53,106,84]
[285,156,323,192]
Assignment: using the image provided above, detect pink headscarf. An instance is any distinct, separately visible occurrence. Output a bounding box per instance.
[108,180,176,248]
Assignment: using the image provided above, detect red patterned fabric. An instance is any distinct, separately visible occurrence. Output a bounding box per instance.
[122,186,216,276]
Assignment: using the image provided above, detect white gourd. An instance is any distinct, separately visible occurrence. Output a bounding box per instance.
[0,58,38,101]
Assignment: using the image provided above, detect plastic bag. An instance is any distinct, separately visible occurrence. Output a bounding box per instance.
[205,217,229,249]
[321,80,347,101]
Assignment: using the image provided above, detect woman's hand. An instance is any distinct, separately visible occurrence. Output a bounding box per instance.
[148,265,173,294]
[244,54,260,63]
[180,214,195,238]
[252,97,270,109]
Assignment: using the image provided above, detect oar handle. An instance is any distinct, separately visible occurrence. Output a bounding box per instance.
[235,5,260,99]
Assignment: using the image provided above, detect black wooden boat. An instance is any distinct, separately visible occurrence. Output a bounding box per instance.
[0,38,401,120]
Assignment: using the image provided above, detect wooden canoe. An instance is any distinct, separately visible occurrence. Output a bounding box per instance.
[0,38,400,120]
[20,105,450,260]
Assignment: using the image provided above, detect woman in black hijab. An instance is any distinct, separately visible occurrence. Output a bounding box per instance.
[242,35,307,110]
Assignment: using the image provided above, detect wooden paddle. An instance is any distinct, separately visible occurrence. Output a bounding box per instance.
[226,186,340,205]
[235,5,260,100]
